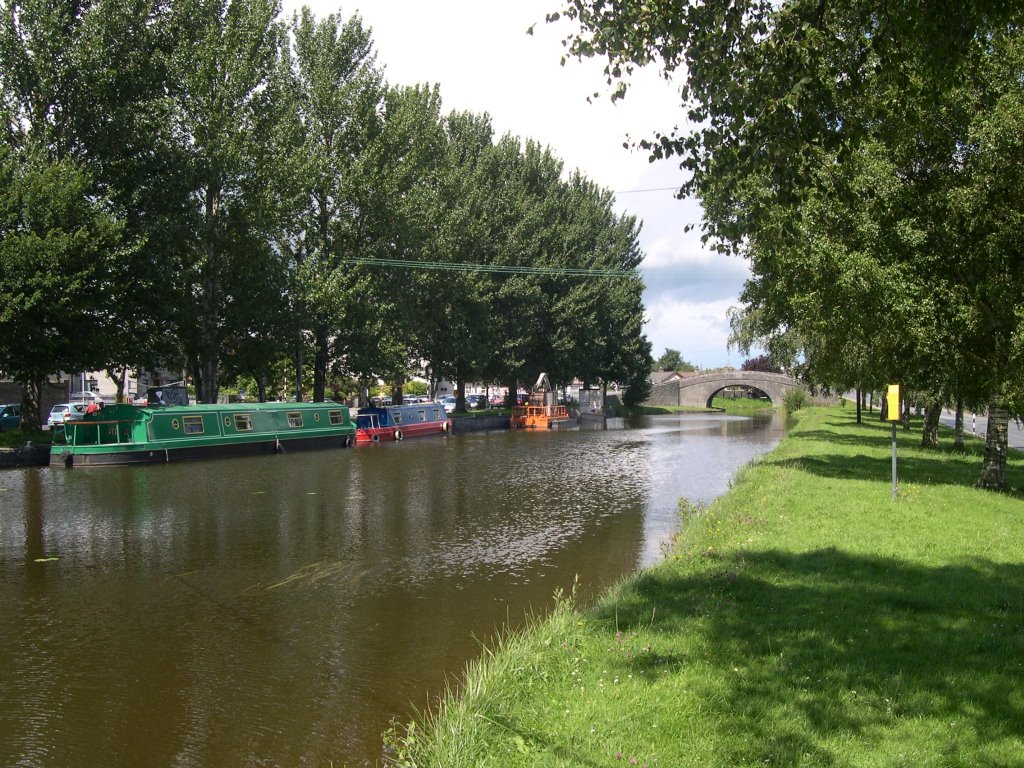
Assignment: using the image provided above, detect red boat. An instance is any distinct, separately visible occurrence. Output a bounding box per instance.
[355,402,451,444]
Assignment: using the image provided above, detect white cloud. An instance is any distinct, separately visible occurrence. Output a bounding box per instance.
[644,296,745,368]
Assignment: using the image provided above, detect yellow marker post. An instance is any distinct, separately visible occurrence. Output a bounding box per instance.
[886,384,900,499]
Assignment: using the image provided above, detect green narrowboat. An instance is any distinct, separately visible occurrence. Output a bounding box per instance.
[50,401,355,467]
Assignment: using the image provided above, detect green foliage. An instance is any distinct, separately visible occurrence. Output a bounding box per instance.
[551,0,1024,488]
[404,380,428,397]
[0,0,653,414]
[652,348,694,372]
[782,387,808,414]
[0,150,124,427]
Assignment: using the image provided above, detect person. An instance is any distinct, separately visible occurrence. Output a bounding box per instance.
[85,400,100,415]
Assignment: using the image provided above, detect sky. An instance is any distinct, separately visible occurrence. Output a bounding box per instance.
[284,0,754,369]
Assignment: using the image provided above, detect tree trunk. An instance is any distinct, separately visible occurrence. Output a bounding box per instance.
[190,359,203,406]
[106,367,127,403]
[199,188,221,405]
[21,380,42,431]
[921,396,941,448]
[313,327,329,402]
[977,398,1009,490]
[954,398,965,450]
[455,377,466,412]
[855,387,862,423]
[902,396,911,432]
[294,337,304,402]
[257,373,267,403]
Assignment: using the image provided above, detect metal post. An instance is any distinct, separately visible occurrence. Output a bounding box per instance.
[891,422,898,500]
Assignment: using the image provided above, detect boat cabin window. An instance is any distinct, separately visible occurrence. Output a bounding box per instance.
[235,414,254,431]
[328,410,344,425]
[287,412,303,428]
[417,409,426,422]
[392,411,402,425]
[432,408,441,420]
[182,415,205,435]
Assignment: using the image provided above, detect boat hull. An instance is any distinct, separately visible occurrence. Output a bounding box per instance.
[51,432,353,467]
[354,404,451,445]
[510,404,574,430]
[51,402,355,467]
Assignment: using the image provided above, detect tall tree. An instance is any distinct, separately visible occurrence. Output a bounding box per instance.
[0,150,123,428]
[282,8,386,402]
[167,0,286,403]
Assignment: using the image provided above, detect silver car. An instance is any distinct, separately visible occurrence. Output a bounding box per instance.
[47,402,87,429]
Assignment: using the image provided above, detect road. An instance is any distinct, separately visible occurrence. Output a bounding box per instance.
[939,409,1024,449]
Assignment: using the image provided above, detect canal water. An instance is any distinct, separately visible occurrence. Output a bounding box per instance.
[0,411,786,767]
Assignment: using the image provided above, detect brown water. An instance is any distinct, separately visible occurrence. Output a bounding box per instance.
[0,411,786,767]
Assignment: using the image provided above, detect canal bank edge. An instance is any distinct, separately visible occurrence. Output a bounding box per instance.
[382,405,1024,767]
[0,444,51,468]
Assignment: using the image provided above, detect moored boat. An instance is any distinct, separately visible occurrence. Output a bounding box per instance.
[355,402,451,444]
[509,372,575,430]
[51,401,355,467]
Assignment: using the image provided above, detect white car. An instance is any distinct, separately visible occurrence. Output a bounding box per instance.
[47,402,87,429]
[441,396,458,414]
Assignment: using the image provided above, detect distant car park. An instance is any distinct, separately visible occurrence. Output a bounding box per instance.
[0,403,21,432]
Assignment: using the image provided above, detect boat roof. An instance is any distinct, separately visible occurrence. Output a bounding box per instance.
[132,400,347,414]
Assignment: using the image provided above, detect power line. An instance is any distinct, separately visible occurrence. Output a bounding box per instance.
[337,257,636,277]
[615,186,682,194]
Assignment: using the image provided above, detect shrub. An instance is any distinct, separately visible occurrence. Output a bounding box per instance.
[783,387,808,414]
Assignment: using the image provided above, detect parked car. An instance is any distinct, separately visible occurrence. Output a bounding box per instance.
[0,403,21,432]
[441,396,458,414]
[465,394,487,410]
[47,402,87,429]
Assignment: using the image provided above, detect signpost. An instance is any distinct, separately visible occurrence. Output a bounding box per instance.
[886,384,901,500]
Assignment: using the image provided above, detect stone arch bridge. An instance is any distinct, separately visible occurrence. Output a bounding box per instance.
[646,371,812,409]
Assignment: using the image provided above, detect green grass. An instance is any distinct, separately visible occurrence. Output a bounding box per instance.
[0,428,52,449]
[622,397,773,417]
[384,406,1024,767]
[710,396,774,414]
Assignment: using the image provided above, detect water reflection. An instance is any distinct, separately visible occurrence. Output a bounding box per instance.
[0,411,784,767]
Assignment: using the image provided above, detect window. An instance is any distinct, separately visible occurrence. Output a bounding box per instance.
[418,409,426,422]
[183,415,204,435]
[392,411,402,425]
[287,412,303,428]
[235,414,253,432]
[328,410,344,425]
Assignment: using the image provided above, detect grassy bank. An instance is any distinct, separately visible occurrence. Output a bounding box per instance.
[626,396,774,417]
[0,428,52,450]
[385,406,1024,767]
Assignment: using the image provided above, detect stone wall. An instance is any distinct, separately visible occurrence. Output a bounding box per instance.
[0,382,70,420]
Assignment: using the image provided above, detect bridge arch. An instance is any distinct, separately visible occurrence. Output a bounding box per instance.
[646,371,806,409]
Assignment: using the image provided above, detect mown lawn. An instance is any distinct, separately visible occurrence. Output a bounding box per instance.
[385,406,1024,767]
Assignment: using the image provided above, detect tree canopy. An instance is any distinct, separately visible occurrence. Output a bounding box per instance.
[553,0,1024,488]
[0,0,652,427]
